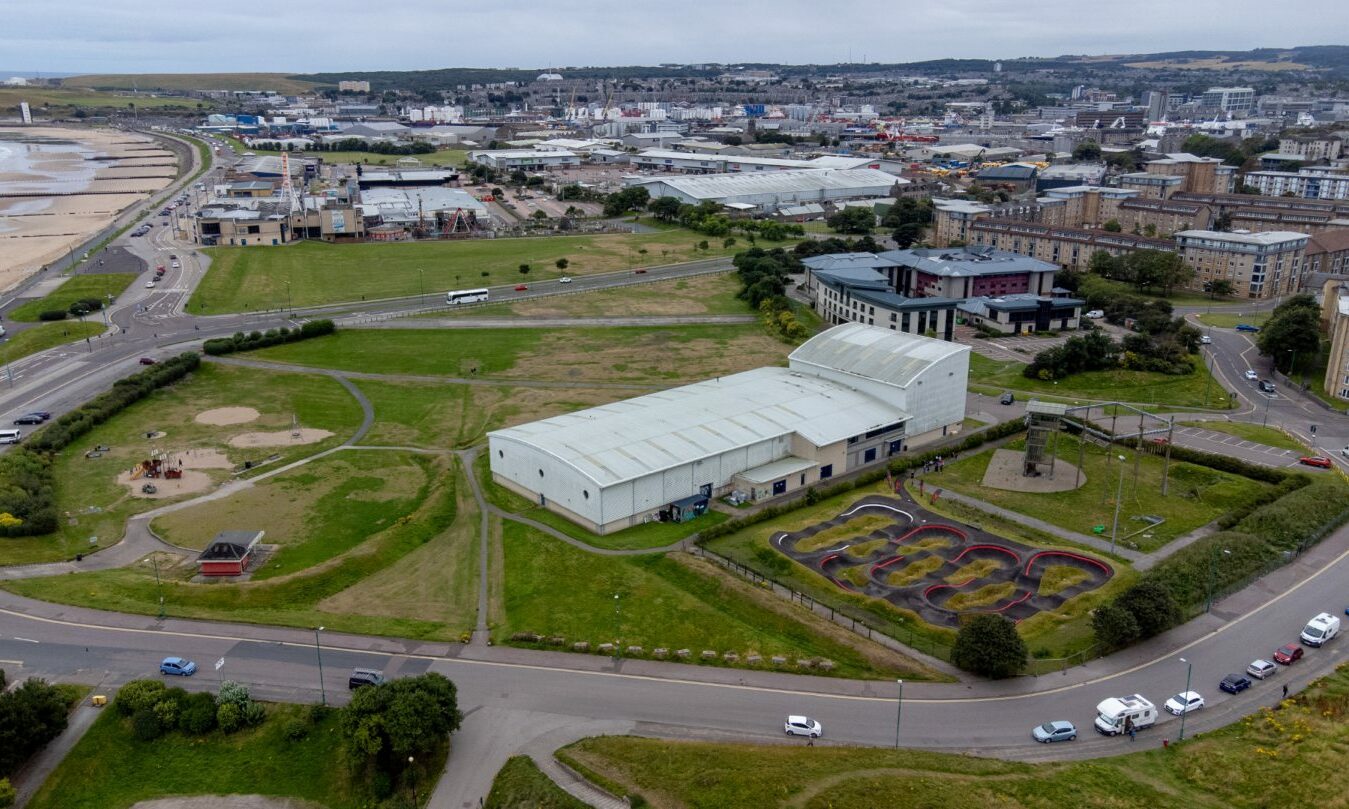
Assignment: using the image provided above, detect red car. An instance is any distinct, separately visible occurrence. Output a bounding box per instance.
[138,357,157,366]
[514,284,528,291]
[1299,456,1333,469]
[634,268,647,274]
[1273,644,1304,665]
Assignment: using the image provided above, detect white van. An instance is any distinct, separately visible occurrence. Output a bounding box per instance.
[1300,613,1340,647]
[0,430,20,445]
[1094,694,1156,735]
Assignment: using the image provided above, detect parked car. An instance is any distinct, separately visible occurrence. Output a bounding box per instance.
[1200,335,1212,344]
[558,277,572,284]
[784,715,822,738]
[12,414,44,425]
[634,268,648,274]
[138,357,157,365]
[1244,370,1259,380]
[514,284,528,291]
[348,668,385,689]
[1258,380,1276,393]
[159,656,197,676]
[145,281,156,288]
[1247,659,1278,679]
[1236,324,1261,332]
[1164,691,1205,715]
[1299,456,1333,469]
[1084,309,1105,319]
[1273,644,1304,665]
[1000,392,1015,405]
[1341,447,1349,459]
[1300,613,1340,647]
[1031,720,1077,743]
[28,411,50,421]
[1219,673,1252,694]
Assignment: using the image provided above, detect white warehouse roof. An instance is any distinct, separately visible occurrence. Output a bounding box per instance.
[788,322,968,388]
[634,168,903,201]
[490,366,908,487]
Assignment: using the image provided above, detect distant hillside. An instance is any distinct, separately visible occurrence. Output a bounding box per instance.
[63,73,320,94]
[293,65,719,94]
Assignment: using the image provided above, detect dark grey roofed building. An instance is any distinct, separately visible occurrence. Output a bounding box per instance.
[957,294,1085,334]
[879,247,1060,299]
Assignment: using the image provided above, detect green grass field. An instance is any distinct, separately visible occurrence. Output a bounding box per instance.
[0,362,362,566]
[559,661,1349,808]
[27,701,437,809]
[9,273,137,322]
[191,232,739,314]
[64,72,319,93]
[935,435,1268,552]
[444,272,750,319]
[1179,420,1307,452]
[498,521,937,680]
[487,756,588,809]
[0,87,210,113]
[1196,311,1271,329]
[254,324,790,385]
[968,353,1231,409]
[0,321,104,367]
[227,136,468,167]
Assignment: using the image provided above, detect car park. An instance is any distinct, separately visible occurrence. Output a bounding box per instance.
[1164,691,1205,715]
[1236,324,1261,332]
[1244,370,1258,380]
[159,656,197,676]
[1248,659,1278,679]
[784,715,822,738]
[1220,674,1252,694]
[1273,644,1304,665]
[348,668,385,689]
[12,414,44,425]
[1258,380,1276,393]
[1299,456,1332,469]
[1031,720,1076,743]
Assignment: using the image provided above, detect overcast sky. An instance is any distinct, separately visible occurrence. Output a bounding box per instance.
[5,0,1345,75]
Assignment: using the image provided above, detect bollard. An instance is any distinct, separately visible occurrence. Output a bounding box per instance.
[1162,738,1169,749]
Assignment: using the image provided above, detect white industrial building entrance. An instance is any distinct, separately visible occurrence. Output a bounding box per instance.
[487,324,970,535]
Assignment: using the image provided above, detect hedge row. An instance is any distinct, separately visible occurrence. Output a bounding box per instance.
[1096,477,1349,650]
[202,319,335,356]
[0,353,201,537]
[698,418,1025,542]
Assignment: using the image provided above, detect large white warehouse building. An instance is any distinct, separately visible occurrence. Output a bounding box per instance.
[488,324,969,534]
[632,168,907,213]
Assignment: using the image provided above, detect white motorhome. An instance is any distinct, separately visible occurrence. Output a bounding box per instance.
[1094,694,1157,735]
[1301,613,1340,647]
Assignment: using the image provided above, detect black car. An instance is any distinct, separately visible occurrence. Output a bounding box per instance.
[348,668,385,689]
[1000,392,1015,405]
[1258,380,1276,393]
[12,414,44,425]
[30,411,50,421]
[1220,673,1252,694]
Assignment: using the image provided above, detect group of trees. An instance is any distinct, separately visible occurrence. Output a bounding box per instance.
[1182,133,1281,168]
[203,320,335,357]
[0,671,69,792]
[602,186,651,217]
[732,248,811,341]
[1092,580,1182,650]
[880,198,933,248]
[1256,294,1323,375]
[341,673,462,792]
[1024,331,1120,380]
[825,206,876,235]
[1086,249,1195,297]
[1071,141,1144,172]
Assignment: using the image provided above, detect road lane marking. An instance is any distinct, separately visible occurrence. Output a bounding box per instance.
[12,637,38,643]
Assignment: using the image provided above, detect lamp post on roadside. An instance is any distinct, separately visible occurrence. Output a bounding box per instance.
[1205,547,1231,613]
[418,268,426,306]
[285,280,293,316]
[613,593,621,665]
[1177,657,1193,742]
[894,679,904,749]
[1109,454,1126,555]
[151,554,165,620]
[313,626,327,706]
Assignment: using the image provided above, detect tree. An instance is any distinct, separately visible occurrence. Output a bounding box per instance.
[1072,140,1103,161]
[825,206,875,235]
[554,258,568,270]
[1092,602,1141,650]
[892,221,924,248]
[1102,219,1122,233]
[1205,279,1234,299]
[648,196,683,222]
[0,675,70,776]
[1212,212,1233,232]
[951,615,1027,678]
[1115,580,1180,639]
[340,673,462,774]
[518,264,531,277]
[1257,296,1322,372]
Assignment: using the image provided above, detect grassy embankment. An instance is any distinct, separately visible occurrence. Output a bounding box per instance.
[8,273,137,322]
[967,353,1231,410]
[438,271,750,319]
[191,231,741,314]
[556,660,1349,808]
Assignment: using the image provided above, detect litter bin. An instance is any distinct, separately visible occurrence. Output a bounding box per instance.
[75,553,83,562]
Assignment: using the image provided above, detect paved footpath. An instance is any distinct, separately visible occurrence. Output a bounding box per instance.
[11,701,102,808]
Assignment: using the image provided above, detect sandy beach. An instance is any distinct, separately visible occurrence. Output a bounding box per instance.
[0,126,179,293]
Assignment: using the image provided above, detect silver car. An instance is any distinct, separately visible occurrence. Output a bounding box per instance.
[1032,720,1077,743]
[1247,659,1278,680]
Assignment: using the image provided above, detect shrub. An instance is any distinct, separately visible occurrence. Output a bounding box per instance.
[216,701,242,733]
[37,310,67,322]
[1115,580,1180,638]
[283,718,309,742]
[241,701,266,727]
[203,320,336,356]
[178,691,217,734]
[216,680,251,707]
[308,703,333,725]
[115,680,166,717]
[131,707,163,741]
[152,698,178,729]
[1092,602,1140,650]
[951,614,1027,678]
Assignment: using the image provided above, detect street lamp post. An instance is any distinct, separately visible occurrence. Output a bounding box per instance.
[418,268,425,306]
[1262,388,1273,428]
[152,554,165,620]
[1205,547,1231,613]
[894,679,904,749]
[313,626,327,706]
[285,280,293,316]
[613,593,621,665]
[1109,454,1126,555]
[408,756,416,802]
[1177,657,1193,742]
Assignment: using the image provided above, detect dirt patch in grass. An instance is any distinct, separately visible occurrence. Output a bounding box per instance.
[506,327,789,384]
[116,469,213,499]
[945,581,1017,611]
[195,407,260,426]
[228,428,334,447]
[1037,565,1092,597]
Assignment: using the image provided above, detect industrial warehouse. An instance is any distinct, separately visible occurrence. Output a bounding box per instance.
[631,168,908,212]
[487,324,970,534]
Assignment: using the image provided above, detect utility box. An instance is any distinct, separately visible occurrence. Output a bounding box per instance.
[91,695,107,707]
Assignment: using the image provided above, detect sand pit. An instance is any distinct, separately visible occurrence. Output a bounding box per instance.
[176,448,234,470]
[195,406,260,426]
[980,448,1085,493]
[228,428,334,448]
[117,469,213,499]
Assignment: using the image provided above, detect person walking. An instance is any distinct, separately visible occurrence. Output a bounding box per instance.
[1282,684,1289,699]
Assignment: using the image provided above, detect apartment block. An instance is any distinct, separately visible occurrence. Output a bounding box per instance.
[1174,230,1309,299]
[1146,154,1236,195]
[1322,282,1349,401]
[1307,230,1349,277]
[968,219,1172,273]
[1114,198,1211,237]
[1278,136,1342,162]
[1119,172,1184,199]
[1243,169,1349,201]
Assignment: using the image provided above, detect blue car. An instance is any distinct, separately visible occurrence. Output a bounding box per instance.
[1235,324,1260,333]
[1220,673,1252,694]
[160,656,197,676]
